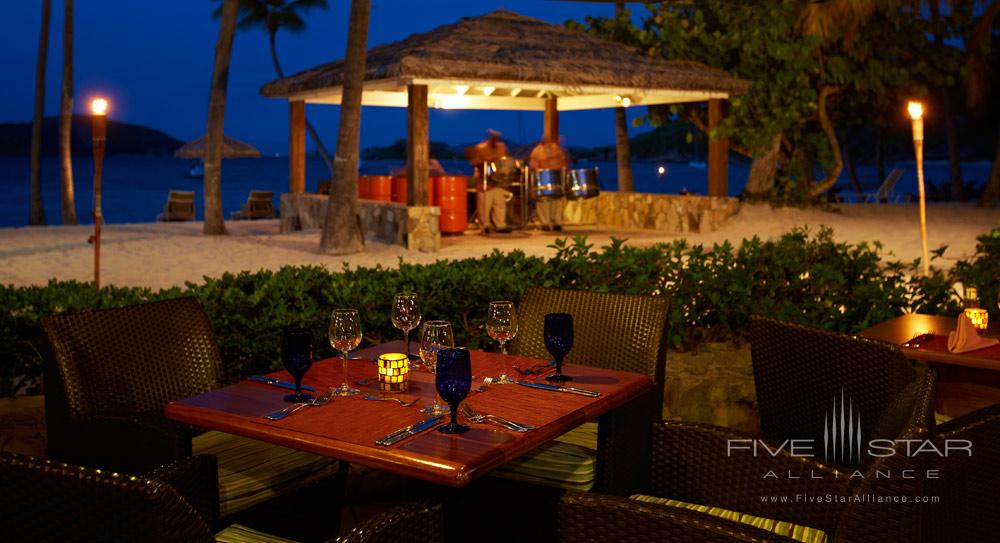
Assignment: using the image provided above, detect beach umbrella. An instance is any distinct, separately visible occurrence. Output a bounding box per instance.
[173,135,261,159]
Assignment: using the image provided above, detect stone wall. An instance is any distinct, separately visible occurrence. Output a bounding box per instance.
[563,191,739,233]
[280,193,440,252]
[663,342,760,434]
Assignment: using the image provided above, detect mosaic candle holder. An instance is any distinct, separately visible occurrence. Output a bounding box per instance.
[377,353,410,393]
[964,308,989,332]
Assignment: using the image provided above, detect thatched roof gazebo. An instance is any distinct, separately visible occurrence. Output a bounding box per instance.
[262,9,748,202]
[174,135,261,159]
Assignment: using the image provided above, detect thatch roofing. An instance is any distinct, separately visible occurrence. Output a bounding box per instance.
[260,10,748,106]
[173,135,261,159]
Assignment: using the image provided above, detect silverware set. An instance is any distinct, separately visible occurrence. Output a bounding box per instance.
[264,387,335,420]
[460,403,534,432]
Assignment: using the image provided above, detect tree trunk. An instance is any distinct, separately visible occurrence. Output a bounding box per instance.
[30,0,51,226]
[59,0,78,225]
[268,31,334,176]
[319,0,370,254]
[614,107,634,192]
[809,86,844,196]
[980,123,1000,207]
[744,134,782,195]
[203,0,238,235]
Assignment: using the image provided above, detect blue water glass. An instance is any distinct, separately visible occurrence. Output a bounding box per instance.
[281,327,314,403]
[543,313,574,382]
[435,348,472,434]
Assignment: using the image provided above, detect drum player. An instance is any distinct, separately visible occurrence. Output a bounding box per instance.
[529,136,571,232]
[464,129,512,234]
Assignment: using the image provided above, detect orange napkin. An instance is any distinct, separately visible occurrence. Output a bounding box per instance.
[948,313,999,353]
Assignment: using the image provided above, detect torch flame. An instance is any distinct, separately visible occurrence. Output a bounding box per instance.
[907,101,923,120]
[91,98,108,116]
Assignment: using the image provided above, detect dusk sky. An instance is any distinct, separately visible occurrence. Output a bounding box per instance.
[4,1,653,154]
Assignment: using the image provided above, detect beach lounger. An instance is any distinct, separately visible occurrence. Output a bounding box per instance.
[155,190,196,222]
[230,190,276,220]
[837,168,907,203]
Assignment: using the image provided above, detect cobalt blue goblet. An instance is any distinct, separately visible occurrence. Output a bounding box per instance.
[435,348,472,434]
[281,327,314,403]
[544,313,574,382]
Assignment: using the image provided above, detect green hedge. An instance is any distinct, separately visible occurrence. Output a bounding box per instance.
[4,226,997,397]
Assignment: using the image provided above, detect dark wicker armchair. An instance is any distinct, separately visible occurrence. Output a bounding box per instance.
[748,315,926,468]
[504,287,669,494]
[41,297,344,533]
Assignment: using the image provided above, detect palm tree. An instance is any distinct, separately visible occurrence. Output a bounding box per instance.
[29,0,51,226]
[319,0,369,254]
[203,0,240,235]
[218,0,335,174]
[59,0,78,224]
[613,2,634,192]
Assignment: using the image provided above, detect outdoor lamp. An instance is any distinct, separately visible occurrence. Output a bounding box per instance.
[907,100,930,277]
[964,286,980,308]
[377,352,410,393]
[90,98,109,288]
[964,308,989,332]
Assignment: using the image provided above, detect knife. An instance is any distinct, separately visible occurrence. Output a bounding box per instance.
[248,375,316,393]
[375,415,445,446]
[516,380,601,398]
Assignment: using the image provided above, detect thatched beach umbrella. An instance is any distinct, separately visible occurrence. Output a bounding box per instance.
[173,135,261,159]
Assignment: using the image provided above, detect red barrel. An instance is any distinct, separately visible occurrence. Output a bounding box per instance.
[391,176,435,205]
[357,175,372,199]
[435,176,468,234]
[368,175,392,202]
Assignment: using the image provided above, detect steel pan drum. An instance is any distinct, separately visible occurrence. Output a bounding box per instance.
[484,156,524,188]
[531,169,565,199]
[567,167,600,200]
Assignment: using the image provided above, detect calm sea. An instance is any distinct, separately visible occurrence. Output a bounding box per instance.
[0,156,992,227]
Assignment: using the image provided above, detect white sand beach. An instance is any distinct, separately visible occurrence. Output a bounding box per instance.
[1,203,996,290]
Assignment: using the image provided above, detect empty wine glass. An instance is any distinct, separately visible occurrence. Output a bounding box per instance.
[435,348,472,434]
[281,327,314,403]
[487,301,518,355]
[392,292,422,361]
[329,309,362,396]
[420,320,454,415]
[544,313,574,382]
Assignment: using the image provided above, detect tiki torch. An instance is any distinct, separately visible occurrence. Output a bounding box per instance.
[90,98,108,288]
[907,101,929,277]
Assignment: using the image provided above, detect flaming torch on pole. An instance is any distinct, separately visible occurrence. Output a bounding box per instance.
[89,98,108,288]
[907,101,930,277]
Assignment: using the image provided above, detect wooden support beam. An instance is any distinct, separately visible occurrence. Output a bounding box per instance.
[407,84,429,206]
[288,100,306,193]
[544,97,559,143]
[707,98,728,197]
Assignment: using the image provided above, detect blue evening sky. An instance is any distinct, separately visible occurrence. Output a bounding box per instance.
[2,1,654,154]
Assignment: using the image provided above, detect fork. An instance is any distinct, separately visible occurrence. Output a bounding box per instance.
[362,394,418,407]
[264,388,335,420]
[475,376,494,393]
[460,403,535,432]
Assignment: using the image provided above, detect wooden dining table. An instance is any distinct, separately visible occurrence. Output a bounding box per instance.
[164,341,651,488]
[859,313,1000,417]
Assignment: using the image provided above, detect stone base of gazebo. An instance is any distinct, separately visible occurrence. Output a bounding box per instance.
[563,192,739,233]
[280,193,440,252]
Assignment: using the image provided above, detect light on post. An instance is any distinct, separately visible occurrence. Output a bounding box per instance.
[90,97,109,289]
[908,100,930,277]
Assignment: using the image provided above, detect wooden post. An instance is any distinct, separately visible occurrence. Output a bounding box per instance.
[407,84,429,206]
[544,97,559,143]
[289,100,306,194]
[707,98,728,197]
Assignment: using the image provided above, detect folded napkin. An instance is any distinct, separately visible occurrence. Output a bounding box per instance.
[948,313,999,353]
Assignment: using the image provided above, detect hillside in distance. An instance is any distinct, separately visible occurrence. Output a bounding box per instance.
[0,116,184,156]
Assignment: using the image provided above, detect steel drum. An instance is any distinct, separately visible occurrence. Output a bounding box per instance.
[530,169,566,199]
[484,156,523,188]
[567,167,600,200]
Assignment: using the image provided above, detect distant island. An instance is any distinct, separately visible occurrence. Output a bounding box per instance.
[0,115,183,156]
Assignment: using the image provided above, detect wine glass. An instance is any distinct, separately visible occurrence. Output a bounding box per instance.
[419,320,454,415]
[487,301,518,355]
[392,292,422,361]
[329,308,362,396]
[544,313,574,382]
[281,327,314,403]
[435,348,472,434]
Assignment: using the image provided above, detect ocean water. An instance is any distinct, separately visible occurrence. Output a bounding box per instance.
[0,155,992,227]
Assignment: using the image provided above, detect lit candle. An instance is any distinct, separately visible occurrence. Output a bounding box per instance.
[907,101,929,277]
[964,308,989,332]
[377,352,410,393]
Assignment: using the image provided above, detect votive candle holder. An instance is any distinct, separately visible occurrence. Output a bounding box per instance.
[377,352,410,393]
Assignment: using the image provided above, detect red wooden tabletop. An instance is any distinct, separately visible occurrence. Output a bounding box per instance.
[164,341,651,487]
[859,313,1000,370]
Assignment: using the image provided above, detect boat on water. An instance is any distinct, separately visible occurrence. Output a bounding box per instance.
[688,161,707,169]
[185,162,204,178]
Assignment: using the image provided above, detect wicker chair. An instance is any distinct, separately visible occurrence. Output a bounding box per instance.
[41,297,343,528]
[500,287,669,495]
[748,315,923,469]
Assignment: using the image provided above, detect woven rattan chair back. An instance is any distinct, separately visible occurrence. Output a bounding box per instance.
[509,287,669,387]
[748,316,918,467]
[42,297,224,420]
[0,452,214,543]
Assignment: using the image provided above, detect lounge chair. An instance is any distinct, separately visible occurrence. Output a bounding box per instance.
[155,190,196,222]
[230,190,275,220]
[837,168,907,203]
